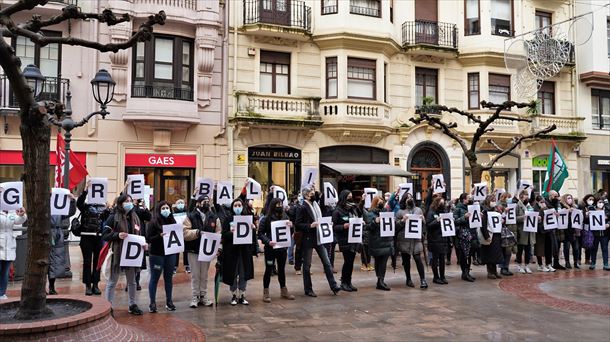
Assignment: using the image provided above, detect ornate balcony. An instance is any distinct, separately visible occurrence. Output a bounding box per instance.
[402,20,458,56]
[0,74,70,113]
[320,99,393,144]
[232,91,323,128]
[242,0,311,41]
[531,115,585,139]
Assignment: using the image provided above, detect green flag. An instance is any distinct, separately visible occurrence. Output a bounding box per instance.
[542,140,568,197]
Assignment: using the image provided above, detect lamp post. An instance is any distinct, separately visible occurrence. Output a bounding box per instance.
[24,66,115,189]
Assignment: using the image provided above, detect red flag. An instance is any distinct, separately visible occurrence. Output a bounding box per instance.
[55,134,88,189]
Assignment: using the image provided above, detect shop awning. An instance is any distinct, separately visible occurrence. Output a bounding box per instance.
[321,163,413,177]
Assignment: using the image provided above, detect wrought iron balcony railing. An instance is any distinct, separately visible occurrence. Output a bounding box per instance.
[402,20,458,50]
[131,84,194,101]
[0,74,70,110]
[243,0,311,32]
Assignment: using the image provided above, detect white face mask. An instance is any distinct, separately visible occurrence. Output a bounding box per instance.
[567,198,573,205]
[587,200,594,206]
[490,202,497,208]
[597,202,605,209]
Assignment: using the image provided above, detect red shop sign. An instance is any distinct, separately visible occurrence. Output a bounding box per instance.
[0,150,87,166]
[125,154,196,168]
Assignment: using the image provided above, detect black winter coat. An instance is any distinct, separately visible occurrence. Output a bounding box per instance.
[146,215,177,256]
[220,212,254,286]
[184,209,219,253]
[426,209,448,254]
[366,210,394,257]
[295,201,321,249]
[332,204,361,252]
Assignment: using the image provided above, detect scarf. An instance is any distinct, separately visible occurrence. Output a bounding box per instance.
[305,200,323,222]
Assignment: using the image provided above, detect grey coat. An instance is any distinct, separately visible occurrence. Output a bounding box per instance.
[49,217,66,279]
[396,207,425,255]
[516,200,536,246]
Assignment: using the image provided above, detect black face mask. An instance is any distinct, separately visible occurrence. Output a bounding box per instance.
[274,207,283,215]
[406,199,414,208]
[467,200,474,205]
[438,204,446,211]
[200,203,210,212]
[377,203,384,210]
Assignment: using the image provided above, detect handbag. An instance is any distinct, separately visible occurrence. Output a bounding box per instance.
[477,226,492,246]
[101,248,113,280]
[501,226,517,248]
[96,242,111,271]
[70,213,82,237]
[582,228,594,249]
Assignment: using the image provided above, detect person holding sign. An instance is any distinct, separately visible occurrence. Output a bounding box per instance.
[332,190,363,292]
[259,198,296,303]
[365,196,395,291]
[426,197,449,285]
[101,194,146,315]
[498,192,517,276]
[479,195,504,279]
[395,193,428,289]
[514,190,535,274]
[453,193,476,282]
[145,201,179,313]
[221,198,256,306]
[76,180,109,296]
[532,195,554,272]
[559,194,580,269]
[48,192,77,295]
[183,195,221,308]
[587,197,610,270]
[0,205,27,300]
[296,186,342,297]
[172,198,190,275]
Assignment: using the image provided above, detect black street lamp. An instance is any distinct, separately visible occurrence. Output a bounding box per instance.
[24,65,116,189]
[22,64,45,99]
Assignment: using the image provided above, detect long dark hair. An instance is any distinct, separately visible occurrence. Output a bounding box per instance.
[151,200,175,226]
[266,198,284,218]
[116,194,132,216]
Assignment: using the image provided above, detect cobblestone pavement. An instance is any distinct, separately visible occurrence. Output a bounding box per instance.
[5,245,610,341]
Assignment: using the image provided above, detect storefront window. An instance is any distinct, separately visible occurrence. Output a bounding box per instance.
[248,146,301,198]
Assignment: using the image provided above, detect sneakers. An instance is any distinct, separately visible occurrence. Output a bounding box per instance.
[517,265,526,274]
[128,304,143,315]
[546,265,556,272]
[524,266,533,274]
[185,265,191,274]
[367,265,375,271]
[149,303,157,313]
[230,294,238,306]
[201,298,213,306]
[0,294,8,300]
[589,263,596,270]
[295,270,302,275]
[239,295,249,305]
[190,297,199,308]
[360,265,368,271]
[165,301,176,311]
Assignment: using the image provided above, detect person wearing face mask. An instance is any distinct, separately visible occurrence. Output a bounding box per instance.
[498,192,516,276]
[145,201,178,312]
[544,191,564,270]
[559,194,579,269]
[532,195,554,272]
[0,205,27,300]
[587,197,610,270]
[580,194,596,265]
[287,194,303,272]
[296,186,341,297]
[259,197,296,302]
[396,193,428,289]
[183,195,221,308]
[426,197,449,285]
[172,198,190,274]
[365,196,394,290]
[221,198,255,305]
[101,194,146,315]
[479,195,504,279]
[453,193,475,282]
[332,190,362,292]
[515,190,535,274]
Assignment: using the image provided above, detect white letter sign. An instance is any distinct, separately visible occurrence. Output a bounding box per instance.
[487,211,502,233]
[271,220,292,249]
[271,186,289,207]
[217,181,233,205]
[50,188,71,216]
[246,178,261,200]
[440,213,456,237]
[557,209,569,230]
[505,203,517,225]
[405,215,422,239]
[127,174,145,199]
[380,212,395,237]
[473,182,488,201]
[398,183,413,198]
[543,209,558,230]
[571,209,583,229]
[120,234,147,267]
[195,178,214,198]
[301,167,318,190]
[524,211,539,233]
[364,188,377,209]
[0,181,23,211]
[468,203,482,228]
[318,216,334,245]
[432,174,445,194]
[323,182,338,206]
[198,232,221,262]
[233,215,253,245]
[87,178,108,205]
[348,217,364,243]
[163,223,185,255]
[589,210,606,231]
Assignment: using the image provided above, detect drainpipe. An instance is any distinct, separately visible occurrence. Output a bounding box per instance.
[229,0,239,184]
[88,0,101,136]
[215,0,229,139]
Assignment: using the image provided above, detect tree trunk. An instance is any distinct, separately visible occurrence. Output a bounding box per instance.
[470,163,484,187]
[14,113,53,320]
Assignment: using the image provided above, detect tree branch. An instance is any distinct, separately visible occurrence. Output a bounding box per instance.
[0,0,46,17]
[486,138,503,151]
[423,104,484,124]
[481,124,557,171]
[3,11,166,51]
[21,6,130,32]
[497,115,533,123]
[410,113,469,154]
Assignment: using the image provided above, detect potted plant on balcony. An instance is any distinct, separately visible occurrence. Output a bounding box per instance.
[415,96,441,117]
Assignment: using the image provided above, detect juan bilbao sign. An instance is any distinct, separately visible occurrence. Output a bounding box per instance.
[125,154,196,168]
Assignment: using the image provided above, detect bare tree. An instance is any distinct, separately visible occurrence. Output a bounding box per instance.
[0,0,165,320]
[410,100,557,187]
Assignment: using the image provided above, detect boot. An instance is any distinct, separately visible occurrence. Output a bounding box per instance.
[406,277,415,288]
[348,282,358,292]
[420,279,428,289]
[263,288,271,303]
[92,283,102,295]
[376,278,390,291]
[85,284,93,296]
[280,287,295,300]
[340,282,353,292]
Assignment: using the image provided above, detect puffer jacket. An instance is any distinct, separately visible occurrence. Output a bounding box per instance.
[0,211,27,261]
[365,209,394,257]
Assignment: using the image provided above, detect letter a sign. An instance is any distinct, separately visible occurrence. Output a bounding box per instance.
[163,223,185,255]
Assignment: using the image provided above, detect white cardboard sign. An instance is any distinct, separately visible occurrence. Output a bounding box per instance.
[487,211,503,233]
[50,188,71,216]
[473,182,488,201]
[524,211,539,233]
[505,203,517,225]
[571,209,583,229]
[271,220,292,249]
[348,217,364,244]
[162,223,185,255]
[217,181,233,205]
[589,210,606,231]
[195,178,214,198]
[404,215,422,239]
[323,182,338,206]
[379,212,395,237]
[198,232,221,262]
[518,180,533,198]
[543,209,558,230]
[363,188,377,209]
[440,212,456,237]
[120,234,147,267]
[271,186,289,207]
[127,174,145,200]
[318,216,334,245]
[468,203,482,229]
[233,215,253,245]
[246,178,262,200]
[432,174,445,194]
[495,188,506,202]
[87,178,108,205]
[0,181,23,211]
[557,209,570,229]
[301,167,317,190]
[398,183,413,198]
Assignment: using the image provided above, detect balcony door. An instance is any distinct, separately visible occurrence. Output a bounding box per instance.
[260,0,291,26]
[415,0,438,45]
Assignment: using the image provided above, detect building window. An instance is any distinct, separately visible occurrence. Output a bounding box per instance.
[322,0,338,15]
[489,74,510,103]
[535,10,552,35]
[131,35,194,101]
[349,0,381,18]
[326,57,337,98]
[592,89,610,130]
[347,58,376,99]
[537,81,555,115]
[491,0,513,36]
[468,73,480,109]
[465,0,480,35]
[260,51,290,95]
[390,0,394,23]
[415,68,438,106]
[384,63,388,103]
[12,32,62,100]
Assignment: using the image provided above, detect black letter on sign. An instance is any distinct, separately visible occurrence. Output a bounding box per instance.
[320,222,332,238]
[471,209,481,223]
[351,223,362,238]
[53,194,68,209]
[167,230,182,249]
[219,186,231,201]
[274,190,286,202]
[126,242,142,259]
[442,218,452,231]
[381,217,393,232]
[275,225,288,243]
[92,183,104,199]
[249,182,259,196]
[325,187,337,200]
[407,219,419,233]
[201,238,217,256]
[545,213,554,226]
[130,180,142,195]
[572,213,581,226]
[199,182,211,196]
[491,215,500,228]
[237,222,250,238]
[525,215,536,228]
[507,208,516,221]
[591,215,603,227]
[475,186,485,198]
[3,188,19,205]
[434,178,442,190]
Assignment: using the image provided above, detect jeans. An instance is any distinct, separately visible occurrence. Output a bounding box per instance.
[324,242,336,268]
[105,266,137,306]
[341,250,356,284]
[402,253,425,280]
[230,257,247,293]
[288,238,295,263]
[263,248,287,289]
[0,260,11,296]
[148,254,177,305]
[591,235,609,267]
[80,236,102,286]
[563,239,580,265]
[516,244,532,265]
[188,253,211,299]
[302,243,337,293]
[374,255,389,280]
[501,247,512,270]
[175,251,189,268]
